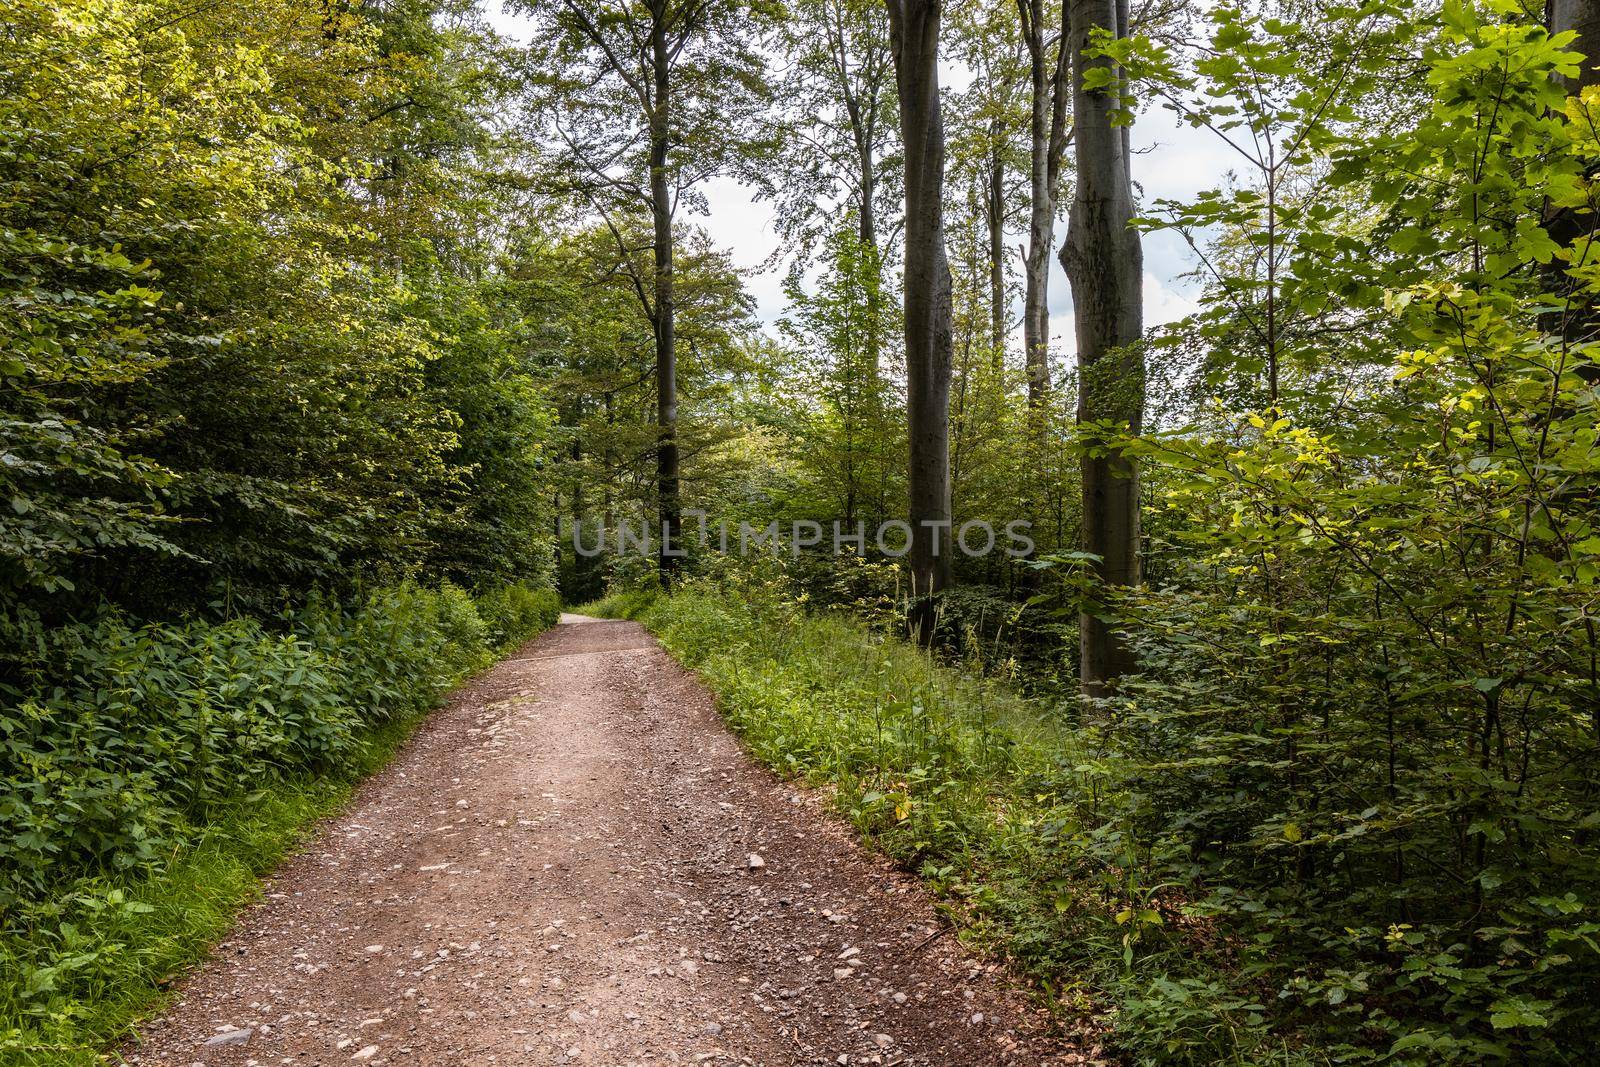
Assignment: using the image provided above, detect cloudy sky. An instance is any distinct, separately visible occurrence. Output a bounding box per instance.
[483,2,1234,355]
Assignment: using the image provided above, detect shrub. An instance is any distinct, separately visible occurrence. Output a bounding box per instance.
[644,578,1600,1064]
[0,579,563,1055]
[0,580,559,987]
[577,585,661,620]
[475,584,562,650]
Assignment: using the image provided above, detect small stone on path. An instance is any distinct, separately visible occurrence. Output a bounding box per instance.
[202,1028,252,1048]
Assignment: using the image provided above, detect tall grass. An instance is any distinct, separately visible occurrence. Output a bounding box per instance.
[589,587,1126,1013]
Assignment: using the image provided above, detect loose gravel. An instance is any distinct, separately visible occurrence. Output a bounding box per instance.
[123,615,1095,1067]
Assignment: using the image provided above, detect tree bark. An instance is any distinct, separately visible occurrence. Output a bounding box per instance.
[648,10,681,585]
[1544,0,1600,350]
[987,137,1006,366]
[1019,0,1072,407]
[886,0,954,642]
[1551,0,1600,93]
[1060,0,1142,696]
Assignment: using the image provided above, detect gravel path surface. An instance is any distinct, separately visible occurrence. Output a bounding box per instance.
[124,615,1089,1067]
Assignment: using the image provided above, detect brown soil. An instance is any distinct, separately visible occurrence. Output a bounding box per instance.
[122,615,1091,1067]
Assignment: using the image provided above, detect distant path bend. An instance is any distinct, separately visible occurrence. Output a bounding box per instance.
[127,615,1085,1066]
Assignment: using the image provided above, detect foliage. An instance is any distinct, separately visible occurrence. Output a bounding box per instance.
[475,584,563,648]
[12,0,1600,1061]
[0,580,558,1060]
[1028,1,1600,1060]
[0,0,555,616]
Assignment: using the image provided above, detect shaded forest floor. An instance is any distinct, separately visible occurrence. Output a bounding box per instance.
[120,615,1089,1066]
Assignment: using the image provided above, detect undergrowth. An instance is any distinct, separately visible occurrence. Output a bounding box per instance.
[591,581,1600,1065]
[0,581,559,1064]
[581,585,1129,1037]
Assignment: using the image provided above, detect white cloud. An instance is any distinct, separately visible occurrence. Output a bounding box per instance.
[694,177,787,324]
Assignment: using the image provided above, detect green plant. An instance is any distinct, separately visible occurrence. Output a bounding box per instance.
[0,579,560,1061]
[475,584,562,650]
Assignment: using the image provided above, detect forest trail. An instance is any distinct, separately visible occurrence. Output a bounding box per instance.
[123,616,1086,1067]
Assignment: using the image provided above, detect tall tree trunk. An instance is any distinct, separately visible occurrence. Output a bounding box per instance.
[1060,0,1142,696]
[1551,0,1600,93]
[1545,0,1600,346]
[859,141,884,366]
[1019,0,1071,408]
[987,137,1006,367]
[852,82,886,377]
[886,0,954,642]
[649,14,681,585]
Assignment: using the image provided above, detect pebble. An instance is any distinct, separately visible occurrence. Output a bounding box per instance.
[132,621,1069,1066]
[202,1028,252,1048]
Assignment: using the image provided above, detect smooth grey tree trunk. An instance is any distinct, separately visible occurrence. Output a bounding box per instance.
[648,13,681,584]
[1060,0,1142,696]
[885,0,954,642]
[1018,0,1072,408]
[1544,0,1600,280]
[1550,0,1600,91]
[987,139,1006,366]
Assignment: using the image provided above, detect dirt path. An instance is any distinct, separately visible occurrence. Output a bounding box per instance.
[124,616,1086,1067]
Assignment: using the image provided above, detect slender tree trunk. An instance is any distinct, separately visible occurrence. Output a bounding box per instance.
[1060,0,1142,696]
[841,51,887,523]
[857,111,885,375]
[1019,0,1071,408]
[886,0,954,643]
[987,137,1006,367]
[569,414,597,599]
[648,14,681,585]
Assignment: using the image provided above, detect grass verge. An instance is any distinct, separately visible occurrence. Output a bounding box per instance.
[578,586,1119,1043]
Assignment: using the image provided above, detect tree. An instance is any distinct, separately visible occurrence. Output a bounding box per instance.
[518,0,773,584]
[774,0,899,286]
[779,227,903,529]
[1061,0,1143,694]
[1017,0,1074,407]
[947,2,1026,370]
[772,0,902,533]
[885,0,956,639]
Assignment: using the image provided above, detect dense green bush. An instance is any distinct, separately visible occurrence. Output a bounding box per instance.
[578,586,662,621]
[475,584,563,649]
[0,579,558,1049]
[0,0,557,623]
[634,581,1600,1064]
